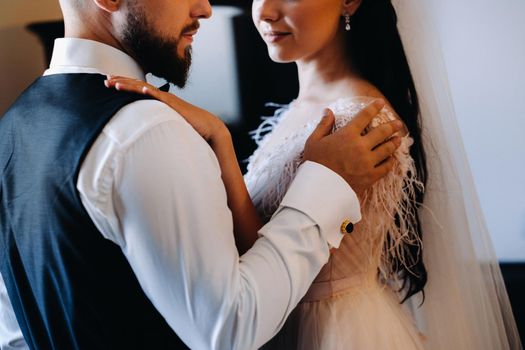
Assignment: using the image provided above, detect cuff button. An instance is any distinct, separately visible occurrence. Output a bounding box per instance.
[340,220,354,235]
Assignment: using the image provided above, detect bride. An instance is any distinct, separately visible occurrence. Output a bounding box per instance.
[107,0,521,348]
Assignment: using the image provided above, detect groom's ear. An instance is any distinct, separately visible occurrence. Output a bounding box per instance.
[93,0,122,13]
[342,0,362,16]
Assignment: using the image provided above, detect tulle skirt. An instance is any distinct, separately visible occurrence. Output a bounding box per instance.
[262,278,425,350]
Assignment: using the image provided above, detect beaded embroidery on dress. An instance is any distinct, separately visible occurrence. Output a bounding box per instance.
[245,97,425,349]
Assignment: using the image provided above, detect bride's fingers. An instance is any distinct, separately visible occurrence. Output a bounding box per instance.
[112,80,145,95]
[105,75,143,86]
[104,76,174,102]
[105,77,150,90]
[105,78,156,96]
[105,76,138,87]
[106,74,127,80]
[104,77,189,113]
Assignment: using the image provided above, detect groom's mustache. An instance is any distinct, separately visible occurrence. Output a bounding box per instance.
[181,21,200,36]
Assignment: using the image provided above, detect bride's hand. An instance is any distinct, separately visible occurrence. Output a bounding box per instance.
[104,76,229,145]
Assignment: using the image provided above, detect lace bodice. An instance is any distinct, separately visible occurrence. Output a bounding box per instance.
[245,97,422,298]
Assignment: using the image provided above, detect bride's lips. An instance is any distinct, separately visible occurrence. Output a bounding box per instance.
[263,31,291,43]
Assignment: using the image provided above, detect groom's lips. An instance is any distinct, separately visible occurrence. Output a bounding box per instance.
[263,31,291,43]
[181,21,200,44]
[182,30,198,43]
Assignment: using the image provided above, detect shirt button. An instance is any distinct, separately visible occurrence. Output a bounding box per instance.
[340,220,354,235]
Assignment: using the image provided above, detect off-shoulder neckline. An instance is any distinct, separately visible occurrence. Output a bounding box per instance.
[288,95,377,107]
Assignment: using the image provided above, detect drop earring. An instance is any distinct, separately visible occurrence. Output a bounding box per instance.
[344,13,351,31]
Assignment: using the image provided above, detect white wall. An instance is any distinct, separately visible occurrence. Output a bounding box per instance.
[0,0,63,115]
[0,0,61,29]
[429,0,525,261]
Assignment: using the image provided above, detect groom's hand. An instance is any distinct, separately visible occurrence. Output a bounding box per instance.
[303,99,403,197]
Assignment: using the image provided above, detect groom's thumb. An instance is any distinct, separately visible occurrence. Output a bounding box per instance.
[308,108,335,142]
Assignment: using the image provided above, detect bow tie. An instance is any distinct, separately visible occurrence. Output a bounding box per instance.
[158,83,171,92]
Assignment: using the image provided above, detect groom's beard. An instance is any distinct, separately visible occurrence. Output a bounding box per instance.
[122,9,193,88]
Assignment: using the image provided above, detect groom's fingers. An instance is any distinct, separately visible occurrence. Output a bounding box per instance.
[365,120,403,148]
[372,136,401,165]
[374,156,395,178]
[307,109,335,142]
[340,99,385,135]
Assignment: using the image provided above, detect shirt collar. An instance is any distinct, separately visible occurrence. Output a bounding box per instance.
[46,38,145,80]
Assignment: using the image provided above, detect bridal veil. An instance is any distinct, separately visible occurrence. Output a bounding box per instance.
[392,0,522,348]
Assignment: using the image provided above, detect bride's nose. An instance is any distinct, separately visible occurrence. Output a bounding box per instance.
[253,0,281,23]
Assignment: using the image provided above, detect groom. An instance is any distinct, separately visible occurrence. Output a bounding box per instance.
[0,0,403,349]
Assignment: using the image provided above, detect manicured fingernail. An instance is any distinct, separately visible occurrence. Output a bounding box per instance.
[104,80,109,87]
[394,120,403,128]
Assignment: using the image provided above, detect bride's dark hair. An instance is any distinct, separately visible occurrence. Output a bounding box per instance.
[346,0,428,302]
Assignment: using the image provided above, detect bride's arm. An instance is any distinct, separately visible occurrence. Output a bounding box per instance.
[104,76,260,254]
[208,128,262,254]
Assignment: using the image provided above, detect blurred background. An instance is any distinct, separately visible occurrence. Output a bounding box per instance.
[1,0,523,342]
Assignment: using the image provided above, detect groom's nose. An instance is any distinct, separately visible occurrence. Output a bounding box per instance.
[191,0,212,19]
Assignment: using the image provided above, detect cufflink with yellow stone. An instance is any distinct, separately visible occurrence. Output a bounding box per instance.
[340,220,354,235]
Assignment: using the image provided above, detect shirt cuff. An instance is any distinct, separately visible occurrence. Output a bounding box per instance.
[278,161,362,248]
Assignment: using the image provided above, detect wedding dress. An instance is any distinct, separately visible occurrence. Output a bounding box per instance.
[245,95,521,349]
[246,97,426,349]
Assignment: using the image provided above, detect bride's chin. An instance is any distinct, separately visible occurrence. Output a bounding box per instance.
[267,50,296,64]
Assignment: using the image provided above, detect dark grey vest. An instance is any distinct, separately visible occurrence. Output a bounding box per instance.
[0,73,188,349]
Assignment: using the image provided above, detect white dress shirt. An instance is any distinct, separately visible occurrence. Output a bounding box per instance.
[0,38,361,350]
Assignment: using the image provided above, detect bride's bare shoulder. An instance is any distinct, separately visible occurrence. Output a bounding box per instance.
[348,80,389,104]
[339,79,409,134]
